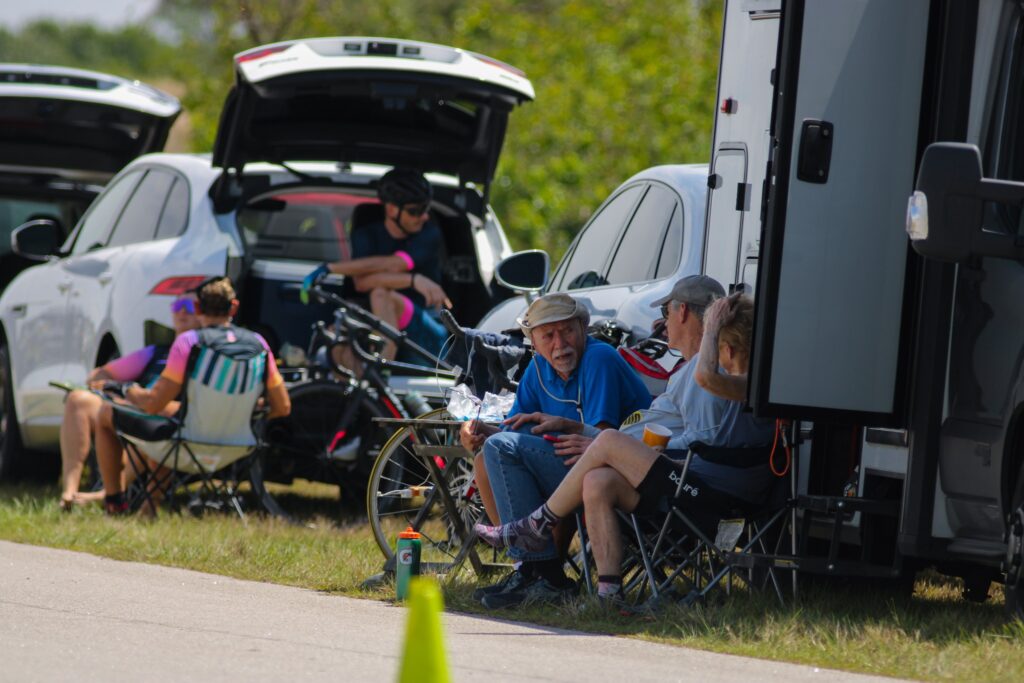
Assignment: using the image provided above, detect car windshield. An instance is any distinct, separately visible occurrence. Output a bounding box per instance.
[238,191,375,262]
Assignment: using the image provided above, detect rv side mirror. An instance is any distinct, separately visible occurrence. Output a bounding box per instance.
[909,142,1024,262]
[494,249,550,293]
[11,219,63,262]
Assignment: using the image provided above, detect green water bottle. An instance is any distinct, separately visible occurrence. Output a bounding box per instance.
[395,526,422,601]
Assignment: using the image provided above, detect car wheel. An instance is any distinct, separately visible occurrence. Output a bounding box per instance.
[0,342,27,480]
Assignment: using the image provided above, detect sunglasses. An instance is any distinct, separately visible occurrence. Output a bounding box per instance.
[401,203,430,217]
[171,298,196,314]
[659,302,674,319]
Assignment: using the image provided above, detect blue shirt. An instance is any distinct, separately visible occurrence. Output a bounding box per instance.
[348,219,443,308]
[510,338,651,427]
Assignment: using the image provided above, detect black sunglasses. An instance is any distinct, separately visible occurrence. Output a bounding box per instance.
[659,302,673,319]
[402,203,430,217]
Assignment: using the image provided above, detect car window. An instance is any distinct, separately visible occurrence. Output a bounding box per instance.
[68,170,144,255]
[982,7,1024,236]
[605,184,680,285]
[237,192,358,262]
[0,197,84,257]
[154,177,189,240]
[655,203,683,279]
[107,169,175,248]
[553,184,644,291]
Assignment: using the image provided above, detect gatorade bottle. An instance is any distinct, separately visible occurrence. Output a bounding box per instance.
[395,526,422,601]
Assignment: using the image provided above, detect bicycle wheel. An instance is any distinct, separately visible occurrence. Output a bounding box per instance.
[367,408,491,567]
[257,378,394,521]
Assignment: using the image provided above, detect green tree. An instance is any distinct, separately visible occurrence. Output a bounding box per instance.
[3,1,723,258]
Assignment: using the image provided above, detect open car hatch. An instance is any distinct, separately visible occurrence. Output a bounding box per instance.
[0,64,181,183]
[210,37,534,209]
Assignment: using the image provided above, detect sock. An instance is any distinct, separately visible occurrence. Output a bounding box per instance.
[529,503,561,535]
[474,503,560,553]
[597,575,622,598]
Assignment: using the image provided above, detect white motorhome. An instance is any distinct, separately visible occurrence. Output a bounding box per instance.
[706,0,1024,614]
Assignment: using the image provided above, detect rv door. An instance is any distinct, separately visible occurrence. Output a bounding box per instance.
[750,0,931,424]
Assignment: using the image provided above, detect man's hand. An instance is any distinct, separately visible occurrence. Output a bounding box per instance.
[503,412,583,435]
[300,262,331,305]
[412,274,453,309]
[505,411,585,432]
[552,434,594,466]
[459,419,489,453]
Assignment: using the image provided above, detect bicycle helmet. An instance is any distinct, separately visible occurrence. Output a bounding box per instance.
[377,168,432,206]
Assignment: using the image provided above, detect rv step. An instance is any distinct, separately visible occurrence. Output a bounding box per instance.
[797,494,899,517]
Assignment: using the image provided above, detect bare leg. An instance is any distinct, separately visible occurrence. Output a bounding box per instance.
[582,467,640,577]
[368,288,407,361]
[95,402,125,497]
[97,400,180,499]
[59,391,103,505]
[546,430,659,517]
[473,452,500,525]
[474,431,661,553]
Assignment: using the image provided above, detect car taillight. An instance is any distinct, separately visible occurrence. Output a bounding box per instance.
[150,276,210,296]
[235,43,291,64]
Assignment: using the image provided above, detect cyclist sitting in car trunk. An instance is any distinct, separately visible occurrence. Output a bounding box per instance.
[302,168,451,368]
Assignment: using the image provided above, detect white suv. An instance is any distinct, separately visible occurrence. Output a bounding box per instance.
[0,38,533,479]
[480,164,709,344]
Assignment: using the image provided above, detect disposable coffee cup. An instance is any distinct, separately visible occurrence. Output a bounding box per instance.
[642,423,672,451]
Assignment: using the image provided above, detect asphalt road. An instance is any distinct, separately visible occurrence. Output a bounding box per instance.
[0,541,903,682]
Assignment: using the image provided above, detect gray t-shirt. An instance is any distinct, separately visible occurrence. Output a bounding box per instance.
[584,353,776,502]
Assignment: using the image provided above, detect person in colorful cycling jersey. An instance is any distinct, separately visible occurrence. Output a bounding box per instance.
[58,294,199,511]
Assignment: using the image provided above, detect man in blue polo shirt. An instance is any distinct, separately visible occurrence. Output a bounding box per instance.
[460,292,651,608]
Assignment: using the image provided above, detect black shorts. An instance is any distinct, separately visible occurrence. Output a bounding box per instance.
[112,404,179,442]
[635,450,749,519]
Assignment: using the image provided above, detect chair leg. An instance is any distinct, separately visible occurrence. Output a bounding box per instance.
[574,512,594,596]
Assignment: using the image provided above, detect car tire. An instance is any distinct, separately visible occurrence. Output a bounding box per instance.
[0,342,27,481]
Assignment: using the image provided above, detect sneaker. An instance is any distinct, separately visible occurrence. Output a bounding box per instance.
[481,575,577,609]
[474,519,552,553]
[472,568,530,602]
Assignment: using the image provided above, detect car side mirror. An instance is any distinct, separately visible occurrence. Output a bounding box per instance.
[908,142,1024,262]
[11,219,63,261]
[494,249,550,293]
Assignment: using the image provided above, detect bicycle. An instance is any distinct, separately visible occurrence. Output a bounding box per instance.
[364,321,523,574]
[256,280,522,526]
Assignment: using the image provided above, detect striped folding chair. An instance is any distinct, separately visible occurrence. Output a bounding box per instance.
[113,326,269,517]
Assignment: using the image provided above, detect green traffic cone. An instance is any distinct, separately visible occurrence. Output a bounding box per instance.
[397,577,451,683]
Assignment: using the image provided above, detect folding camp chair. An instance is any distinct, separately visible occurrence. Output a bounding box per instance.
[614,441,796,608]
[112,327,269,518]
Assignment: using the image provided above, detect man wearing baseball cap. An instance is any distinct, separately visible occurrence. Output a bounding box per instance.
[475,272,770,602]
[460,292,651,608]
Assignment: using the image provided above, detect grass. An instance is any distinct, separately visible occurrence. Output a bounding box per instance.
[3,482,1023,682]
